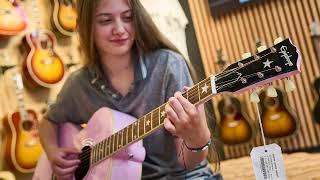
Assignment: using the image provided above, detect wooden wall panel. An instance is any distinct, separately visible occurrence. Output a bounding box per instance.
[189,0,320,159]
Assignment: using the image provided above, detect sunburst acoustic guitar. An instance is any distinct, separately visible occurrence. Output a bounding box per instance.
[0,0,27,36]
[259,87,298,139]
[21,0,65,88]
[52,0,77,36]
[2,73,43,173]
[215,49,254,145]
[32,38,301,180]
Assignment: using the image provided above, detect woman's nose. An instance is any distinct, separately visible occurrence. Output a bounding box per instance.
[112,21,125,36]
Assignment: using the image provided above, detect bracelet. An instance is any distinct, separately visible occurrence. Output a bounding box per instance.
[183,138,211,152]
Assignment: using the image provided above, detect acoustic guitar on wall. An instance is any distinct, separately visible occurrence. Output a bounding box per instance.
[2,73,43,173]
[21,0,65,88]
[216,49,254,145]
[0,0,27,36]
[259,88,298,138]
[52,0,77,36]
[31,37,302,180]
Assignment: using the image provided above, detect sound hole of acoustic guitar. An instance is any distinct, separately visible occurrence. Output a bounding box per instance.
[22,120,33,131]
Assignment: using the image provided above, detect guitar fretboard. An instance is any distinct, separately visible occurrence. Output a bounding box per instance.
[89,76,215,165]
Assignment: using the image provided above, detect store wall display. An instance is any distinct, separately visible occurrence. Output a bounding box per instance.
[51,0,77,36]
[0,0,27,36]
[189,0,320,159]
[2,73,42,173]
[0,0,81,178]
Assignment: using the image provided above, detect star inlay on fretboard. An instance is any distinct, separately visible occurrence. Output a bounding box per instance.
[201,84,209,94]
[161,111,166,118]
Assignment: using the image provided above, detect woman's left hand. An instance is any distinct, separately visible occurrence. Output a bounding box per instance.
[164,87,211,148]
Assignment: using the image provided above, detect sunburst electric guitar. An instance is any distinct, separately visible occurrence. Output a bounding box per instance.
[52,0,77,36]
[33,38,301,180]
[2,73,43,173]
[0,0,27,36]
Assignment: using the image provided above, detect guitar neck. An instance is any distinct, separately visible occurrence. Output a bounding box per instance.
[89,75,217,165]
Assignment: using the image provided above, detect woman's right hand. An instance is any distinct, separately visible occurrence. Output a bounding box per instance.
[47,147,81,180]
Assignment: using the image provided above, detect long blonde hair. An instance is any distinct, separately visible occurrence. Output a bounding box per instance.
[76,0,197,80]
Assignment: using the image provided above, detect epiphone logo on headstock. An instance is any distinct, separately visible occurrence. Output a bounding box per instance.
[279,46,293,66]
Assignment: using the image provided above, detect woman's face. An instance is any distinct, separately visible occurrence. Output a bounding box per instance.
[93,0,135,58]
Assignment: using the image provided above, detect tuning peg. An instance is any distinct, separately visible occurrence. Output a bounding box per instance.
[241,52,251,60]
[250,90,260,103]
[274,37,283,45]
[285,78,296,92]
[267,85,278,97]
[257,45,267,53]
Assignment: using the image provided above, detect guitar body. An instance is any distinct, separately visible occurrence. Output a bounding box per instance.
[260,88,297,138]
[313,78,320,124]
[52,0,77,36]
[0,0,27,36]
[33,107,146,180]
[218,96,253,145]
[21,30,65,88]
[2,109,43,173]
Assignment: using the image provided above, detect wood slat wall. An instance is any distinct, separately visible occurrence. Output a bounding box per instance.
[188,0,320,159]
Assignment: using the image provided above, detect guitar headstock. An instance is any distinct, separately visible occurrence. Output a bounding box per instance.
[215,38,301,94]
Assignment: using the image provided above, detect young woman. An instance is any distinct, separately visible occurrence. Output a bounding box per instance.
[39,0,221,179]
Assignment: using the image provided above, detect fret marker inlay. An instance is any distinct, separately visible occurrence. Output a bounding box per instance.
[161,111,166,118]
[201,84,209,94]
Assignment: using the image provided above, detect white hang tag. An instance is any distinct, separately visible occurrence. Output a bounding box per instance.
[250,143,286,180]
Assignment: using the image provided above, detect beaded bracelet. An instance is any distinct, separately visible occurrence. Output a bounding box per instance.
[183,138,212,152]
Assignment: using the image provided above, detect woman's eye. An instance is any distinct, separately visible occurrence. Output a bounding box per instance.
[123,16,133,22]
[99,19,112,24]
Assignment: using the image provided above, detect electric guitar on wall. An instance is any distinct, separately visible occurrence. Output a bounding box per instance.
[2,73,43,173]
[216,49,254,145]
[21,0,65,88]
[259,88,298,138]
[52,0,78,36]
[33,38,301,180]
[0,0,27,36]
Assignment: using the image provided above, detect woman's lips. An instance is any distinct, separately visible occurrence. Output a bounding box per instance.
[110,38,128,45]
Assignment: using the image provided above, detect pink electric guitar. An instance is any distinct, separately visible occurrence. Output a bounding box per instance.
[33,38,301,180]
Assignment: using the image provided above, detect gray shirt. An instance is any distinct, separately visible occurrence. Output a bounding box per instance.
[47,49,214,179]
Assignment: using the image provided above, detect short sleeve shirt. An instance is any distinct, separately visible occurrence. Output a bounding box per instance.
[47,49,213,179]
